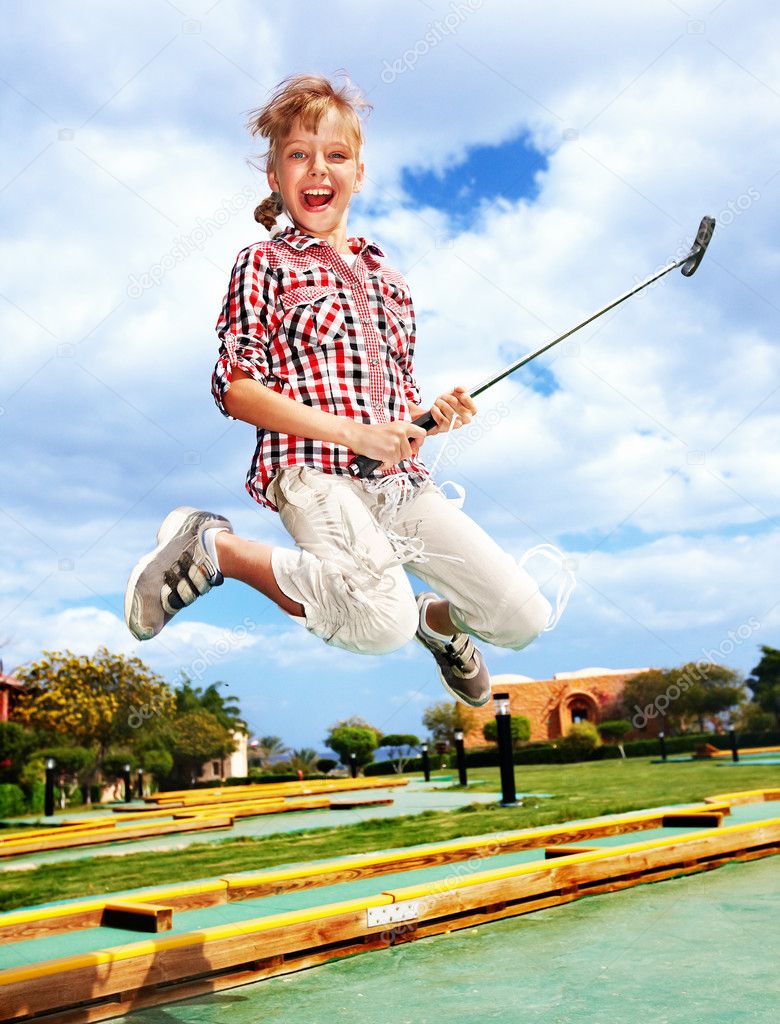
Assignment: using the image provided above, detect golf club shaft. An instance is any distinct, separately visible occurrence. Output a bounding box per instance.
[347,216,714,478]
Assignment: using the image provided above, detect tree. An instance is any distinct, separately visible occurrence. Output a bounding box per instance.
[560,721,602,758]
[176,677,248,733]
[12,648,174,782]
[250,735,289,770]
[378,734,420,773]
[482,716,531,748]
[422,701,467,749]
[169,710,237,787]
[621,664,745,734]
[747,646,780,728]
[325,717,381,772]
[316,758,338,774]
[288,748,319,774]
[0,722,40,784]
[598,720,632,758]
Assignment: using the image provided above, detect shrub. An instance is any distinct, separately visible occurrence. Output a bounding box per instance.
[0,784,27,818]
[559,722,602,759]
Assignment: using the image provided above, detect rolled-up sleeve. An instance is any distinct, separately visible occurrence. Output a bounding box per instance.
[398,290,422,407]
[211,246,282,419]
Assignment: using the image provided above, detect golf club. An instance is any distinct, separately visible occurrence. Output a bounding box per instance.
[347,215,716,479]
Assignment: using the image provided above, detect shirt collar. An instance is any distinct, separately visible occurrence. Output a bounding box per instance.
[273,224,385,259]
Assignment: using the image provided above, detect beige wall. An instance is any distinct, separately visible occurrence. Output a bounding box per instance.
[461,669,647,747]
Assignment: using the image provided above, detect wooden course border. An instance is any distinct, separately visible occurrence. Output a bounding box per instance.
[0,798,733,944]
[0,778,410,858]
[0,813,777,1023]
[0,797,744,945]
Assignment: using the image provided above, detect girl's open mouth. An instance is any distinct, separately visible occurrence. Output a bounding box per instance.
[301,188,335,211]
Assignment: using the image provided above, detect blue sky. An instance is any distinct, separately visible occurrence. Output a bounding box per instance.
[1,1,779,752]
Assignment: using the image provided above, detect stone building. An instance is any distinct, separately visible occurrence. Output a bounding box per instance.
[462,667,649,747]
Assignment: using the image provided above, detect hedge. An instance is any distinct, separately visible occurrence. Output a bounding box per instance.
[363,730,780,772]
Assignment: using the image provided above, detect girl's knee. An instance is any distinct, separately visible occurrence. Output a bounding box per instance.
[464,585,552,651]
[361,592,419,654]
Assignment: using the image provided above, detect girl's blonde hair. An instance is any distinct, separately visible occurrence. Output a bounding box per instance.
[246,72,372,236]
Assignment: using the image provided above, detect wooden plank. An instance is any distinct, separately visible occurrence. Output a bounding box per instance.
[0,881,227,945]
[662,811,724,827]
[0,896,394,1020]
[101,902,173,933]
[0,814,234,858]
[329,798,394,809]
[544,845,601,859]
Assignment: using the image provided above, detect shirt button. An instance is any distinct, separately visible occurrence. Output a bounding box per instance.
[370,357,380,366]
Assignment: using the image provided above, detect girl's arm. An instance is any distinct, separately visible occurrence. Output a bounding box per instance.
[225,370,426,467]
[224,369,356,447]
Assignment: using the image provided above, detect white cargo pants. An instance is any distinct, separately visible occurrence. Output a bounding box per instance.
[268,465,554,656]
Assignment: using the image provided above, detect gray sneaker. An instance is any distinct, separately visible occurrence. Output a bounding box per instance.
[414,592,491,707]
[124,507,232,641]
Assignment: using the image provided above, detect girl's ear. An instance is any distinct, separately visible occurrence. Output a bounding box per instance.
[353,160,365,194]
[267,164,279,194]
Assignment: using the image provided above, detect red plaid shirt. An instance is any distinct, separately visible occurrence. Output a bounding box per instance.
[212,225,432,511]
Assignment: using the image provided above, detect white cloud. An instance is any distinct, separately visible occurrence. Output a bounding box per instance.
[2,1,779,737]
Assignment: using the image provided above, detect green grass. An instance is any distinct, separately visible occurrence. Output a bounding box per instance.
[0,757,777,913]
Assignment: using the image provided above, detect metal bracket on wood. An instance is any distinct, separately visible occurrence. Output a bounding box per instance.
[366,900,420,927]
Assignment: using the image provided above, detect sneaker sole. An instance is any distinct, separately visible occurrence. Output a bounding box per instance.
[124,506,199,640]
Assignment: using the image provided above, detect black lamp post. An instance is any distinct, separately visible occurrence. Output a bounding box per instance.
[123,763,132,803]
[658,730,668,762]
[136,768,144,799]
[728,725,739,763]
[44,757,56,817]
[349,752,357,779]
[454,730,467,787]
[420,742,430,782]
[494,694,518,806]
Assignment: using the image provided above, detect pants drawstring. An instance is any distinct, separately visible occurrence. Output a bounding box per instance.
[359,470,466,572]
[518,543,577,631]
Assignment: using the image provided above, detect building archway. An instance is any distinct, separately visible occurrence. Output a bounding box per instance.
[561,691,600,732]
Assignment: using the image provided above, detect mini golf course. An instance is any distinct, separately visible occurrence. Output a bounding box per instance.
[0,786,777,1022]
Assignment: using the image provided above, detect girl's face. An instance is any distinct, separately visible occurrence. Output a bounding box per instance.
[268,106,364,242]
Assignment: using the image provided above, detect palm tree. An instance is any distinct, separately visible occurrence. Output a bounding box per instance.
[288,748,319,775]
[251,735,289,770]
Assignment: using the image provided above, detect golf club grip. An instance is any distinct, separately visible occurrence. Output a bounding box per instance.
[347,410,437,479]
[681,215,716,277]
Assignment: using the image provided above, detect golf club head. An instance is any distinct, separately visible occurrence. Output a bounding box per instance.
[681,216,716,277]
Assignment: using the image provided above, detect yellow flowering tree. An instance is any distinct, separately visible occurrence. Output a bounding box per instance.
[13,647,175,776]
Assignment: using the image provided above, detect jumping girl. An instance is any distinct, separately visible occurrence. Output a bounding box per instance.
[124,73,557,708]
